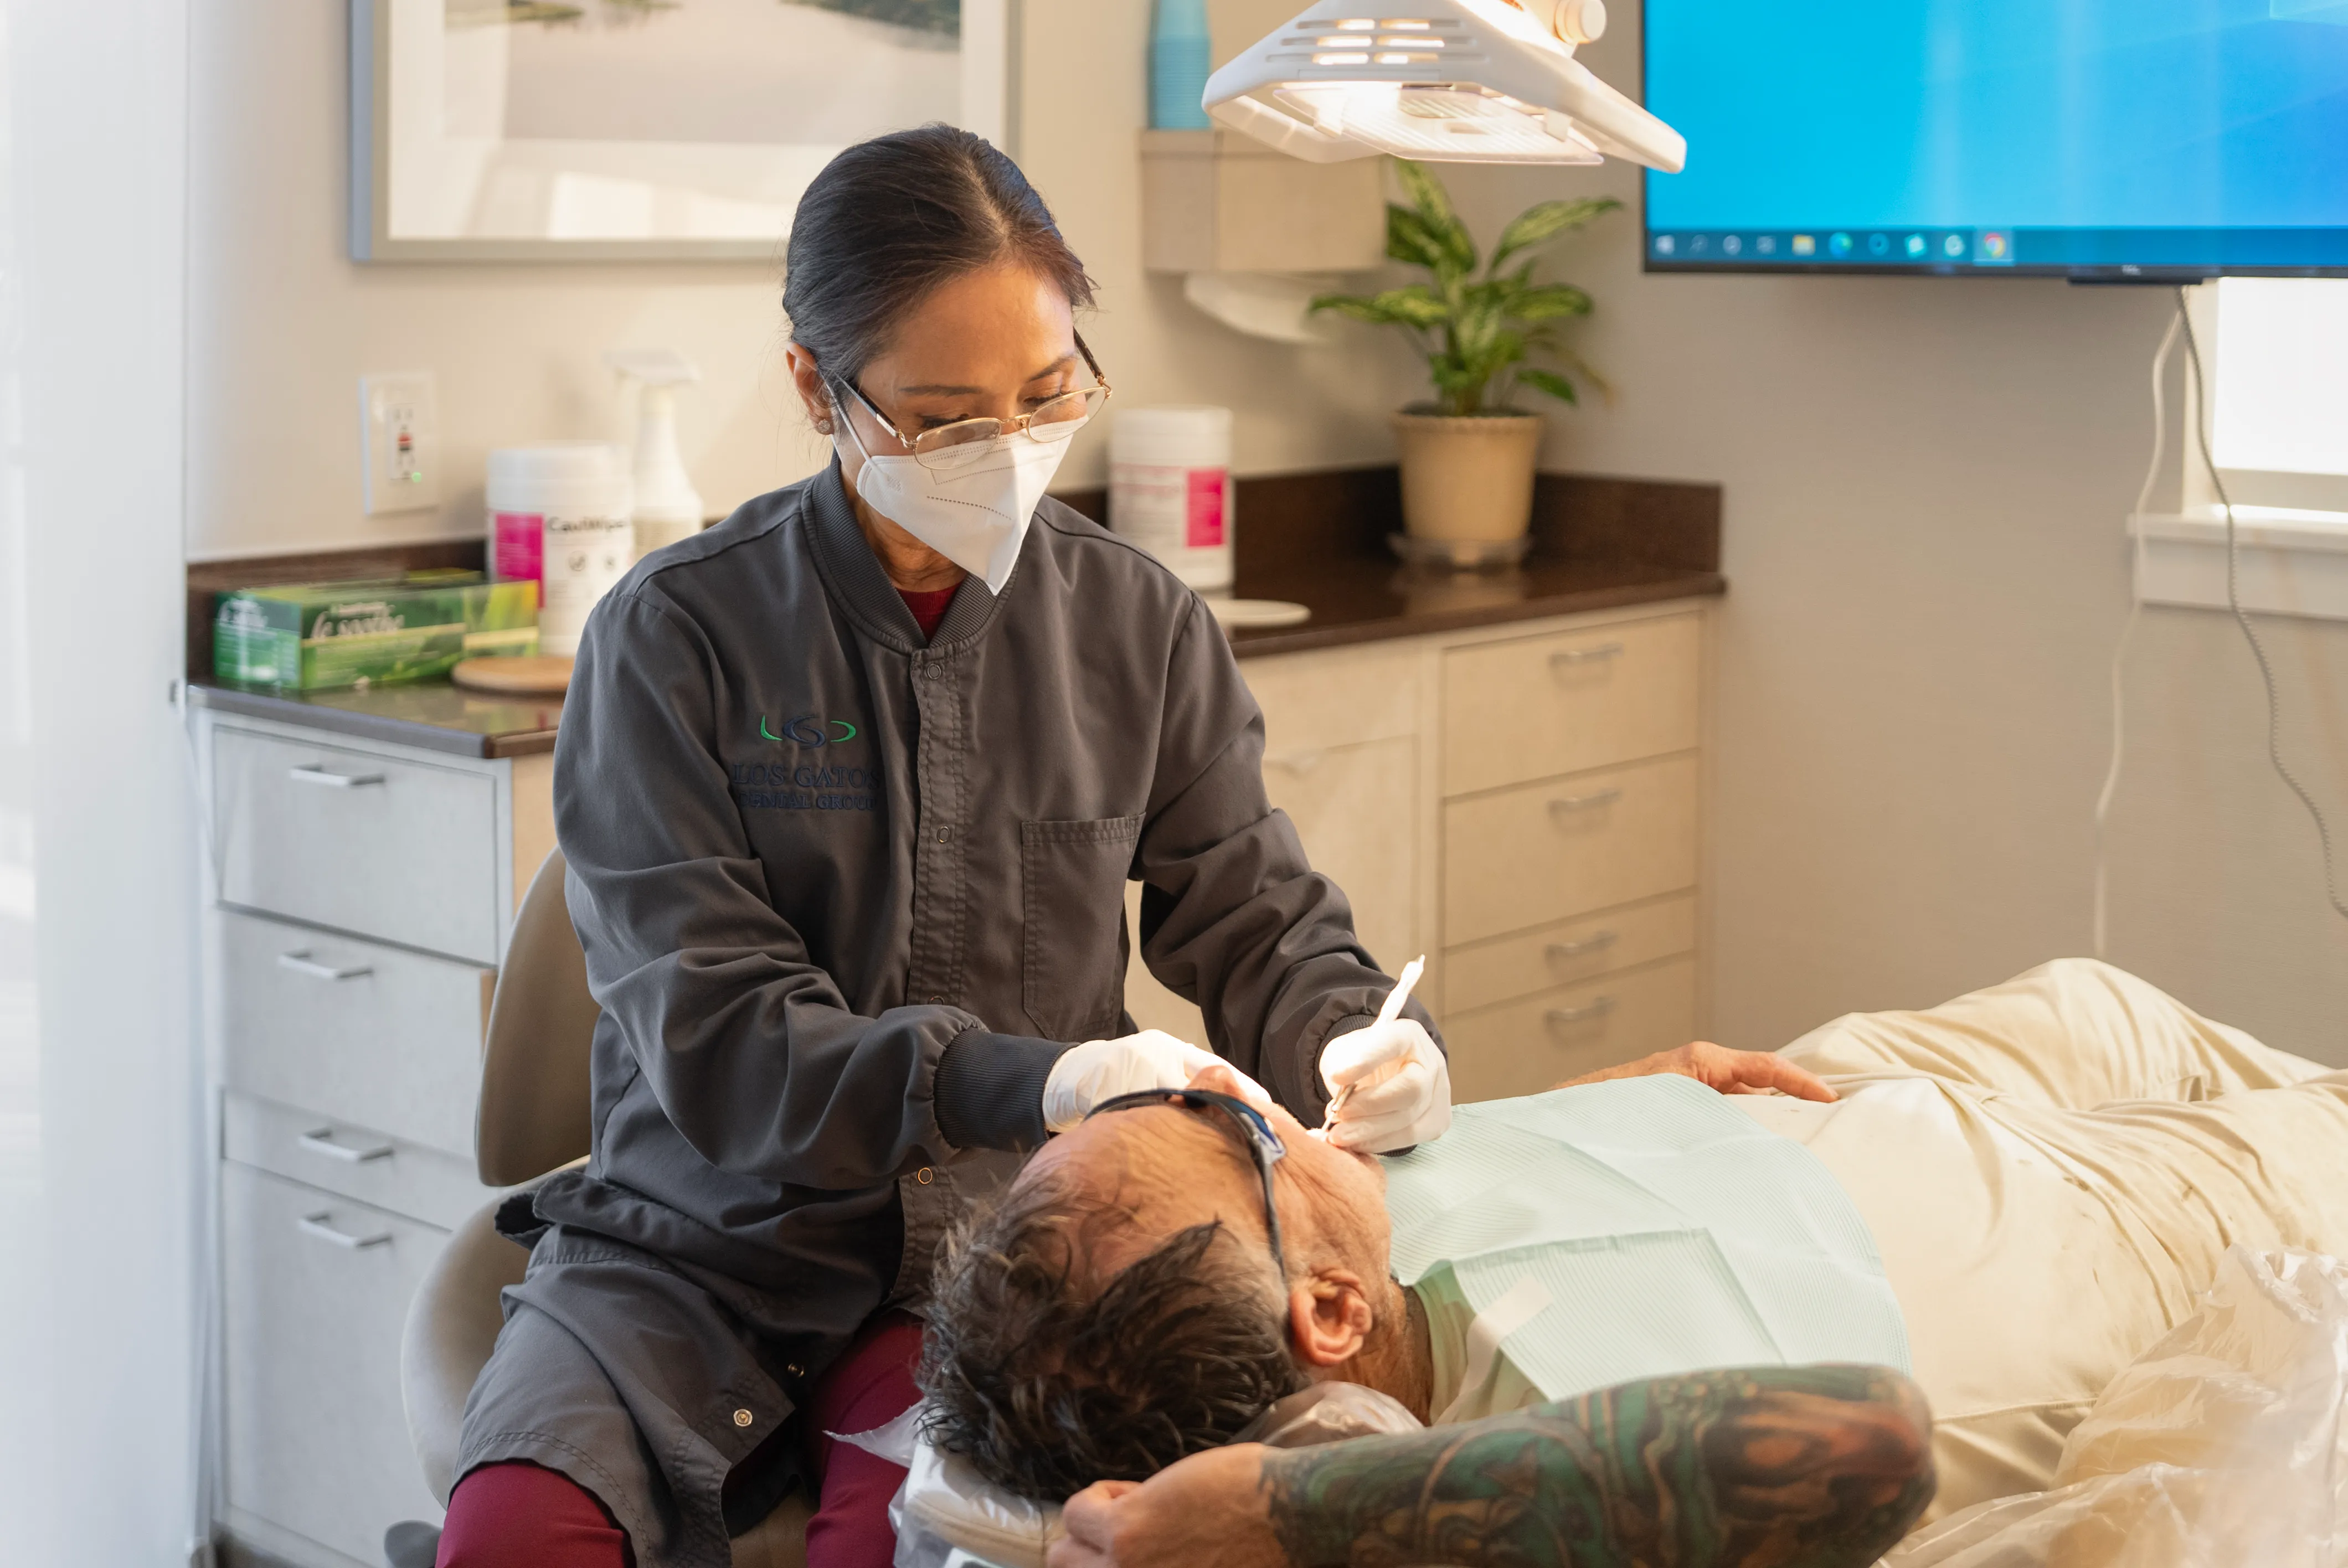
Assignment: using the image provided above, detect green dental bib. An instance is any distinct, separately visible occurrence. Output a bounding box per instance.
[1380,1076,1909,1421]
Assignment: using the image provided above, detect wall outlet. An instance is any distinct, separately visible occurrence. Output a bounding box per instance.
[360,371,441,516]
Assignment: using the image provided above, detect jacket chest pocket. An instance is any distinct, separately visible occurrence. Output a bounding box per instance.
[1021,814,1145,1042]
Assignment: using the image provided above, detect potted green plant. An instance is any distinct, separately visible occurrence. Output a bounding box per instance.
[1312,160,1618,565]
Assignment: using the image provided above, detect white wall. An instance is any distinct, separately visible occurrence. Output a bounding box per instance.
[11,0,203,1560]
[189,0,2348,1061]
[1416,3,2348,1060]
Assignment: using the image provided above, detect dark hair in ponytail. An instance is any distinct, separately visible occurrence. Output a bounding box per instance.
[782,125,1095,383]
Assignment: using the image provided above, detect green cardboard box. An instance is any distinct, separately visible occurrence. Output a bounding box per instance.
[215,570,540,690]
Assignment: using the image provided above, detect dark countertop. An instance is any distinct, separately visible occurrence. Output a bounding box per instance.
[190,679,564,760]
[187,465,1724,760]
[1222,555,1722,658]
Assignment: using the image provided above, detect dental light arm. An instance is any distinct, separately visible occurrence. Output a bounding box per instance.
[1203,0,1686,171]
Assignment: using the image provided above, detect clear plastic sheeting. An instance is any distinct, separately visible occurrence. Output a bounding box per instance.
[1889,1247,2348,1568]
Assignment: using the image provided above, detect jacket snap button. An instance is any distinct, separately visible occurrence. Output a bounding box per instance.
[733,1409,753,1428]
[916,1168,934,1185]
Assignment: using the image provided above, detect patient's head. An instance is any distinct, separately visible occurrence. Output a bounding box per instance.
[920,1065,1403,1499]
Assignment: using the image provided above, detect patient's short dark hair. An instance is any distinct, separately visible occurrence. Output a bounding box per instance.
[919,1173,1304,1500]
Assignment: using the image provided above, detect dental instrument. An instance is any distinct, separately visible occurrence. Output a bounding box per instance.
[1324,955,1425,1133]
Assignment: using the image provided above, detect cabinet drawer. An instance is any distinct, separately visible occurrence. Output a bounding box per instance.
[1443,957,1698,1103]
[1443,755,1698,947]
[221,1162,449,1562]
[224,1091,501,1231]
[1442,893,1696,1015]
[1443,615,1699,795]
[217,909,491,1158]
[1243,639,1422,756]
[214,725,501,962]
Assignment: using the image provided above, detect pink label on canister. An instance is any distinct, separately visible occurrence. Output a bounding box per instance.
[493,510,545,581]
[1185,470,1227,548]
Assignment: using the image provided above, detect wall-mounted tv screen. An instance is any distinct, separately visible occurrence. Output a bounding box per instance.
[1643,0,2348,278]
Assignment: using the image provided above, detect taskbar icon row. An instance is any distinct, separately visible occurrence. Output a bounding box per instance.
[1650,228,2017,266]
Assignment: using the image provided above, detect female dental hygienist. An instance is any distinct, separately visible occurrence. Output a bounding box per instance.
[432,127,1447,1568]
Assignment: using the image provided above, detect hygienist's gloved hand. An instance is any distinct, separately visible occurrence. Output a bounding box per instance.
[1042,1030,1272,1134]
[1319,1018,1450,1153]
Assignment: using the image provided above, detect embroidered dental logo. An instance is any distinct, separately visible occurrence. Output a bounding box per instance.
[760,715,858,747]
[737,714,876,812]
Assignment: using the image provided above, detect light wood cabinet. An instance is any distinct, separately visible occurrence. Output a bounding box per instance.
[1126,602,1712,1100]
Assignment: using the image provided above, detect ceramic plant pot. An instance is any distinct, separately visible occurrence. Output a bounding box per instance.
[1390,408,1545,565]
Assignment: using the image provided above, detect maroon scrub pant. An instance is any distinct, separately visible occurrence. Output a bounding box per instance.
[437,1313,926,1568]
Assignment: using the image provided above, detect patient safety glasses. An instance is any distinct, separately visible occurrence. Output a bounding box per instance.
[1085,1088,1289,1286]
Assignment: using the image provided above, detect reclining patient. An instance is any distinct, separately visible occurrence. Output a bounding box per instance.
[921,960,2348,1565]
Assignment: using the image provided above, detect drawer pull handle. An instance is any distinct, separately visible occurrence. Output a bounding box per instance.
[1546,997,1618,1030]
[299,1129,394,1164]
[288,764,387,789]
[298,1211,392,1250]
[1547,788,1623,817]
[1266,750,1326,775]
[1546,931,1620,962]
[278,951,373,982]
[1549,642,1625,669]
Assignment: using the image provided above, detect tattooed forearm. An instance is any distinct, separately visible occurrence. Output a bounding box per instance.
[1258,1364,1934,1568]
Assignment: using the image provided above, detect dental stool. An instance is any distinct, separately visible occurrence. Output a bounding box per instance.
[394,848,812,1567]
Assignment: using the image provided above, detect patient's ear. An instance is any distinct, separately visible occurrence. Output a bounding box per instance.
[1287,1268,1375,1367]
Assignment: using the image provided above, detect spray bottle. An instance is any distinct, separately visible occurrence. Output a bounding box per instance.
[604,349,706,560]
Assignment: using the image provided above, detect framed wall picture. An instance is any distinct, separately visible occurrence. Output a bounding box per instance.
[351,0,1014,262]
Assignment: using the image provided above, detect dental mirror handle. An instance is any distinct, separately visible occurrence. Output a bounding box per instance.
[1325,955,1425,1131]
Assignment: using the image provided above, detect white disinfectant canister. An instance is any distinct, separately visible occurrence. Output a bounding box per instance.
[487,442,635,657]
[1110,406,1234,592]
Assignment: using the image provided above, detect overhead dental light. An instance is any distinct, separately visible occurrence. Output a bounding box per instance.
[1202,0,1686,172]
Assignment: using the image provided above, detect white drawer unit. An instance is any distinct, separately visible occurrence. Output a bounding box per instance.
[215,909,491,1158]
[224,1091,502,1232]
[212,724,502,963]
[195,701,550,1568]
[220,1161,450,1566]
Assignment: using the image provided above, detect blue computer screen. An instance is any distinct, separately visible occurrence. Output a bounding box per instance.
[1643,0,2348,275]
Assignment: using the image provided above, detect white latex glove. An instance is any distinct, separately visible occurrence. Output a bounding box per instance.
[1041,1030,1272,1134]
[1318,1018,1451,1153]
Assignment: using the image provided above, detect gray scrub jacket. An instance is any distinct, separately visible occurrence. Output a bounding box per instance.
[454,463,1435,1565]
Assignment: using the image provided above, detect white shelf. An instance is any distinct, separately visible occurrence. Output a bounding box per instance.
[2130,508,2348,621]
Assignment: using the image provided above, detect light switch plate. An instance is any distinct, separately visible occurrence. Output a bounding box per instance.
[359,371,440,515]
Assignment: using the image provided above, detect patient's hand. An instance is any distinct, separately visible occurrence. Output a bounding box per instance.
[1557,1040,1837,1102]
[1052,1445,1284,1568]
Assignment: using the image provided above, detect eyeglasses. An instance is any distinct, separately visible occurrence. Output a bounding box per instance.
[832,332,1113,473]
[1085,1087,1288,1286]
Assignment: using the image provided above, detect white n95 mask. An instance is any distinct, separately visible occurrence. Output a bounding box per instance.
[836,411,1072,596]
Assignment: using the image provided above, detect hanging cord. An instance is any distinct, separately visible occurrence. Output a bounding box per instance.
[2093,307,2183,957]
[2174,285,2348,923]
